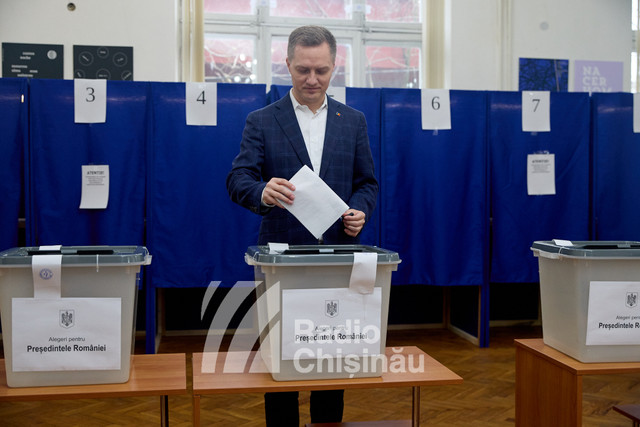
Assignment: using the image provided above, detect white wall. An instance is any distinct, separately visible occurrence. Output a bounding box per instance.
[0,0,633,89]
[0,0,180,82]
[447,0,632,91]
[447,0,503,90]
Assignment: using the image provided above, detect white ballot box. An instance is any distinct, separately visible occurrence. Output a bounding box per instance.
[532,241,640,362]
[245,245,401,381]
[0,246,151,387]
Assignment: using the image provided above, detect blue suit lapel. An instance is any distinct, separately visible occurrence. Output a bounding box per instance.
[274,94,312,170]
[320,98,343,179]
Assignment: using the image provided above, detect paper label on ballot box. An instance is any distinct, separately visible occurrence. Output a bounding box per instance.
[281,288,382,360]
[586,281,640,345]
[11,298,122,371]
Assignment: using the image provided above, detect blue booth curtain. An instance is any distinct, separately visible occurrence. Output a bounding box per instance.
[0,78,28,251]
[265,85,382,246]
[146,82,265,288]
[380,89,489,287]
[489,91,590,283]
[27,79,148,246]
[592,93,640,240]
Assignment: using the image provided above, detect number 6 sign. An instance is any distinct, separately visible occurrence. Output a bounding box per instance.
[421,89,451,131]
[74,78,107,123]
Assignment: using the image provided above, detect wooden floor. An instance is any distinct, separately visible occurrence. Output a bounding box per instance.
[0,325,639,426]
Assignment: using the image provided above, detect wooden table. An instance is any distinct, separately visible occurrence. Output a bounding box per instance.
[515,338,640,427]
[0,353,187,426]
[192,346,462,427]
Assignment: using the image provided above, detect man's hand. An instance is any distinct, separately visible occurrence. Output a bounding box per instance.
[262,177,296,208]
[342,209,365,237]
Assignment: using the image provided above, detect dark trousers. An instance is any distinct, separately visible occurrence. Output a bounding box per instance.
[264,389,344,426]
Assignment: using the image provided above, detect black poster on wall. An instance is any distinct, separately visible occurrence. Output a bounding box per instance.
[73,45,133,81]
[2,42,64,79]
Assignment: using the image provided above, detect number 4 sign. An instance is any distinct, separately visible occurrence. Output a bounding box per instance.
[186,82,217,126]
[74,79,107,123]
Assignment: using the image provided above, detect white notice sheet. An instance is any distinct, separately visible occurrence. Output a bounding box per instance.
[80,165,109,209]
[12,297,122,371]
[527,154,555,195]
[281,288,382,360]
[586,281,640,345]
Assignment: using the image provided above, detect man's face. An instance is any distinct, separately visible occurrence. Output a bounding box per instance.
[286,42,335,111]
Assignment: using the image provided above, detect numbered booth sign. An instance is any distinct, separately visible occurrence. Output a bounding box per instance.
[522,91,551,132]
[74,79,107,123]
[421,89,451,130]
[186,82,217,126]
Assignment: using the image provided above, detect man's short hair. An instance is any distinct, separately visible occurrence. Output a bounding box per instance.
[287,25,337,64]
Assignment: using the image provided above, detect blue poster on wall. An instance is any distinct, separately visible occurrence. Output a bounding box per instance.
[519,58,569,92]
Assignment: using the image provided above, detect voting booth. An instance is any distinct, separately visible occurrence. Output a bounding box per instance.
[532,241,640,363]
[245,245,400,381]
[0,245,151,387]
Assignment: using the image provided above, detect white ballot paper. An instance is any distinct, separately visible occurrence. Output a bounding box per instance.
[12,297,122,371]
[586,281,640,345]
[80,165,109,209]
[281,287,382,360]
[527,154,555,195]
[279,165,349,239]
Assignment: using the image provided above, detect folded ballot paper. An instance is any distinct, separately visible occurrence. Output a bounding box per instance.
[278,165,349,239]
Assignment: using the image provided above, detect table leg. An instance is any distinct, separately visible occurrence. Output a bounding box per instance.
[193,394,201,427]
[412,386,420,427]
[515,345,582,427]
[160,395,169,427]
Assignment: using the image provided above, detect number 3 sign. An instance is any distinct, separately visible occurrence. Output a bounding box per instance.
[186,82,218,126]
[74,78,107,123]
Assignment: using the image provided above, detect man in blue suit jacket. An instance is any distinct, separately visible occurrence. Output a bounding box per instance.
[227,33,377,246]
[227,25,378,427]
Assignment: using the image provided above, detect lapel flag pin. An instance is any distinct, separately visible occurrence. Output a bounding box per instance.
[336,112,341,116]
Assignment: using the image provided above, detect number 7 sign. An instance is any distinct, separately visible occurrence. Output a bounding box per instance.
[522,91,550,132]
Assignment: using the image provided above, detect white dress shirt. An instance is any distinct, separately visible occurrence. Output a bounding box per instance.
[290,89,328,175]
